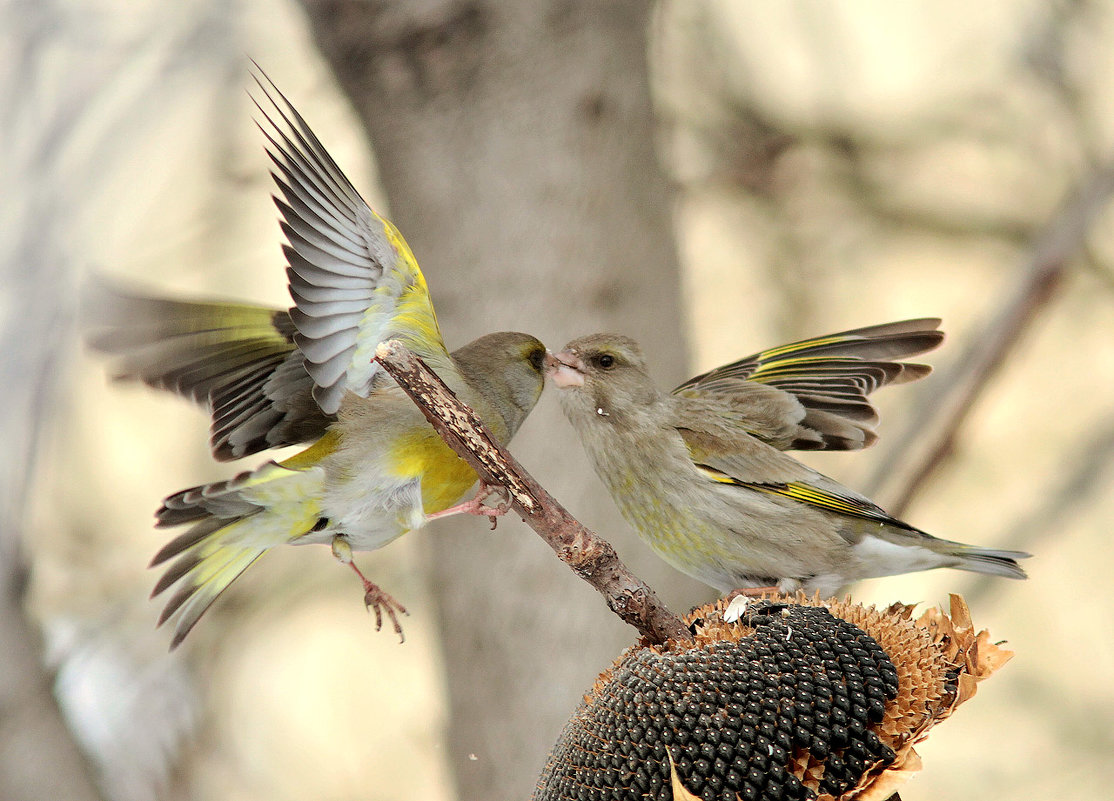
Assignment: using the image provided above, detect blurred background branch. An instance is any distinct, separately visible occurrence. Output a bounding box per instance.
[864,162,1114,513]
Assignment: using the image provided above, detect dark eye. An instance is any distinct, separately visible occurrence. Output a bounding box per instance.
[596,353,615,369]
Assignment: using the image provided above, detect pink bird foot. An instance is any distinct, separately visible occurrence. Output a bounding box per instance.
[426,482,511,529]
[332,536,408,642]
[345,561,408,642]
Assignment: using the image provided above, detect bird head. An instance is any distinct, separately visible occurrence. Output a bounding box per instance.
[545,334,662,429]
[453,332,547,439]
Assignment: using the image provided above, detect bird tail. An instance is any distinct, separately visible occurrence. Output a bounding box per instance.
[949,544,1030,580]
[149,460,324,649]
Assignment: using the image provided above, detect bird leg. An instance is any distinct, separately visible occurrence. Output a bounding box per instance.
[426,481,510,529]
[348,562,409,642]
[331,537,408,642]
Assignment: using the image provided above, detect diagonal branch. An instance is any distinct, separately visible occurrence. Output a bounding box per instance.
[864,163,1114,513]
[963,408,1114,606]
[374,340,692,646]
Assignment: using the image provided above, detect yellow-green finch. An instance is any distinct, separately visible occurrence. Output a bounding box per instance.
[545,322,1029,597]
[86,71,547,648]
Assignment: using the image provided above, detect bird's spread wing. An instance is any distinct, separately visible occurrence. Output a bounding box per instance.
[672,319,943,451]
[85,70,452,456]
[84,278,327,461]
[251,68,449,415]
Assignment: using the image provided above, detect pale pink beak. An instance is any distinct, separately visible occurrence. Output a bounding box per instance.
[545,350,584,388]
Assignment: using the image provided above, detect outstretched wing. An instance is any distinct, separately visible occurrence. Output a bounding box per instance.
[251,67,449,415]
[83,277,327,461]
[87,69,454,456]
[673,319,943,450]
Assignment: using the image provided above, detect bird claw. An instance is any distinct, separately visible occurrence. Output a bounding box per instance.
[363,584,409,643]
[427,482,512,529]
[477,484,512,529]
[339,553,409,643]
[478,499,510,530]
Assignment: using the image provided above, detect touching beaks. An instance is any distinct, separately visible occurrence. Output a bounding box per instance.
[545,350,585,388]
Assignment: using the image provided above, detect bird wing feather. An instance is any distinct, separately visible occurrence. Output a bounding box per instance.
[251,67,450,416]
[88,69,455,458]
[672,319,944,451]
[83,278,327,461]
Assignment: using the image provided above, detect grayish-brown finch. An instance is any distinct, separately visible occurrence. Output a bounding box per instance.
[546,322,1028,597]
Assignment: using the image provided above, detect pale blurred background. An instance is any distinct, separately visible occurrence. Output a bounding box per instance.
[3,1,1114,800]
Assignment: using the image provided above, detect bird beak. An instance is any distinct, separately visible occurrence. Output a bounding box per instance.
[545,350,585,388]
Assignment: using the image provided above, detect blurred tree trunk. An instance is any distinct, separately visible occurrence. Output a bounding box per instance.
[299,1,703,798]
[0,584,105,801]
[0,242,103,801]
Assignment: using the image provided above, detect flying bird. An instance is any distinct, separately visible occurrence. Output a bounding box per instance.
[86,69,546,648]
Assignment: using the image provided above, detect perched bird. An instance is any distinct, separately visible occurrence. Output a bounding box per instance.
[546,322,1029,597]
[85,70,547,648]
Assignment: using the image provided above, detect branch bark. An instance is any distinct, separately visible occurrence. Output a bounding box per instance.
[375,340,692,645]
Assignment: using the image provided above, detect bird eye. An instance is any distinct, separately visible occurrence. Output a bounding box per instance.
[596,353,615,369]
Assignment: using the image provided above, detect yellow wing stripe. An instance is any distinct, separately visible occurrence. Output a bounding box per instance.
[756,334,851,361]
[694,463,893,523]
[694,463,741,484]
[376,210,445,353]
[377,212,424,281]
[750,354,864,373]
[392,285,446,354]
[753,482,873,517]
